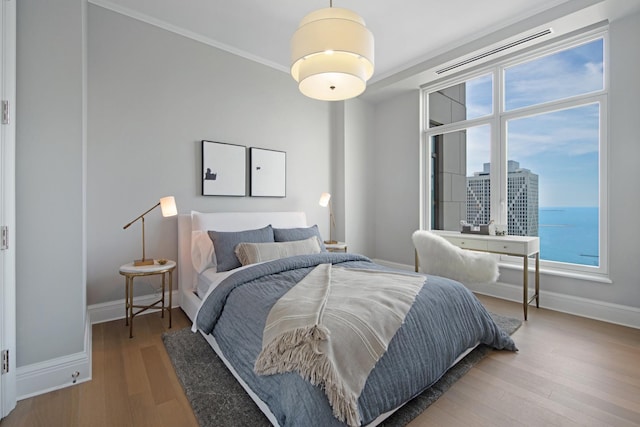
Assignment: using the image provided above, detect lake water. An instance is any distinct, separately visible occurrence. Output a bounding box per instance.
[538,207,599,266]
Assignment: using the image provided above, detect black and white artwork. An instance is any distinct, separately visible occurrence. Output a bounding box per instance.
[202,140,246,196]
[250,148,286,197]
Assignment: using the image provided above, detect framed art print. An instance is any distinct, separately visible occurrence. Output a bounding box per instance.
[250,147,286,197]
[202,140,246,196]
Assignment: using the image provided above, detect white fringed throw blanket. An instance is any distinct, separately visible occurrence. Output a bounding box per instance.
[254,264,425,426]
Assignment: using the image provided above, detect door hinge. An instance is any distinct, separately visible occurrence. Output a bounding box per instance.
[1,349,8,374]
[1,226,7,250]
[1,100,8,125]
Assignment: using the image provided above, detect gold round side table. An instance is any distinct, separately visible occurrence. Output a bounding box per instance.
[119,260,176,338]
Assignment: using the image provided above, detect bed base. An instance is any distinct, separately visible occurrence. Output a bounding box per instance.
[177,212,476,427]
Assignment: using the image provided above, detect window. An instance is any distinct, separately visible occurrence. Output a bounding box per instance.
[423,32,607,275]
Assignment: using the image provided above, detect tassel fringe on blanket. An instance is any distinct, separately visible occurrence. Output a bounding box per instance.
[254,263,426,426]
[255,324,361,426]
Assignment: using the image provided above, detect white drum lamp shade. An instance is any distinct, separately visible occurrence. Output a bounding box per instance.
[291,7,374,101]
[318,192,331,207]
[159,196,177,217]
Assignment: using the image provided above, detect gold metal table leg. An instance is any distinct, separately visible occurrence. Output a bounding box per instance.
[160,272,166,319]
[535,252,540,308]
[168,269,173,329]
[125,276,130,326]
[129,276,134,339]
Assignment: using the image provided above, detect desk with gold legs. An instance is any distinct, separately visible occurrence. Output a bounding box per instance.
[119,260,176,338]
[429,231,540,320]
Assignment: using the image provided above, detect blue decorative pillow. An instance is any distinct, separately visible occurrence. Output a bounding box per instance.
[208,225,275,272]
[273,225,327,252]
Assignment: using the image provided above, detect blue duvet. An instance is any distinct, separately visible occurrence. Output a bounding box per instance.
[196,253,516,426]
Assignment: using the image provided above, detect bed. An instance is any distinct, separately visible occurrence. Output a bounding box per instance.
[178,211,516,427]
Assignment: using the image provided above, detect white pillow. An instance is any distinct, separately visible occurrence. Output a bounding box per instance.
[191,210,216,231]
[235,236,321,266]
[191,230,216,273]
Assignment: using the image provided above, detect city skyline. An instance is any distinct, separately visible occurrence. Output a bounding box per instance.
[467,160,539,237]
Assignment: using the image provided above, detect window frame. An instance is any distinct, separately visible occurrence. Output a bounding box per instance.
[420,28,609,278]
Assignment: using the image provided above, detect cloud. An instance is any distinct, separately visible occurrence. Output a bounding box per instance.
[466,125,491,175]
[465,74,493,119]
[505,40,603,110]
[506,104,600,159]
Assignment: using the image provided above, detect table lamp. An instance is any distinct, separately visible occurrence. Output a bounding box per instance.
[318,192,337,244]
[123,196,177,266]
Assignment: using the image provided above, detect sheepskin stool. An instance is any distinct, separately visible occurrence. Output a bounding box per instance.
[412,230,499,285]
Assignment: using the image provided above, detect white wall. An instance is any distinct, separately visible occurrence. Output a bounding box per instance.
[371,91,421,264]
[327,100,376,256]
[368,11,640,317]
[87,5,332,305]
[344,99,376,256]
[595,9,640,305]
[16,0,86,366]
[328,103,345,244]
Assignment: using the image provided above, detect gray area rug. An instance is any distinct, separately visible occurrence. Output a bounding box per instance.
[163,312,521,427]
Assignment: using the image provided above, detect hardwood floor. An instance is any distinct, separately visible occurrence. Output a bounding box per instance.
[1,309,199,427]
[1,296,639,427]
[411,296,640,427]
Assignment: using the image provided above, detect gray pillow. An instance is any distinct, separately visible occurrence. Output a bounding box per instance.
[273,224,327,252]
[208,225,275,272]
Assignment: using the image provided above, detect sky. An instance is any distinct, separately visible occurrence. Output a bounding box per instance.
[464,38,603,207]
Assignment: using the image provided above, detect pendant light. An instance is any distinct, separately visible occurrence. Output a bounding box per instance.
[290,1,374,101]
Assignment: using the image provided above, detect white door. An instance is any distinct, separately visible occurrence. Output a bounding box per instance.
[0,0,16,419]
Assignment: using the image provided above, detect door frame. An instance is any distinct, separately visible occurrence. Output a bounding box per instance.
[0,0,16,418]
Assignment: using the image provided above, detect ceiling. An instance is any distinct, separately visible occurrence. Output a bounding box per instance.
[92,0,639,90]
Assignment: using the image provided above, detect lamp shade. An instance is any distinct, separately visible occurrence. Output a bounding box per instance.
[159,196,177,217]
[291,7,374,101]
[319,192,331,207]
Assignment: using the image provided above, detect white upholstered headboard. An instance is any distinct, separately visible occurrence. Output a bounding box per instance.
[177,211,307,320]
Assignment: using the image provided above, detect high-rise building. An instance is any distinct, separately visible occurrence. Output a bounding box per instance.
[466,161,539,236]
[467,163,491,226]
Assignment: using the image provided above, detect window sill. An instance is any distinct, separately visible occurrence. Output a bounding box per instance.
[498,261,612,284]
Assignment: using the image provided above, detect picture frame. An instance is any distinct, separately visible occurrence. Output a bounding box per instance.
[250,147,286,197]
[201,140,246,196]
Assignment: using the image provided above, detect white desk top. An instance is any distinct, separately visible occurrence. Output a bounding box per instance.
[431,230,539,256]
[432,230,538,243]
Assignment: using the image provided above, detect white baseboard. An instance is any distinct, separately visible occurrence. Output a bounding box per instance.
[372,258,640,329]
[468,280,640,329]
[17,312,92,400]
[17,290,181,400]
[88,290,180,324]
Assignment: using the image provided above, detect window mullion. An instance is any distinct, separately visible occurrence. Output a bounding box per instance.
[492,66,505,225]
[423,116,493,139]
[501,91,606,122]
